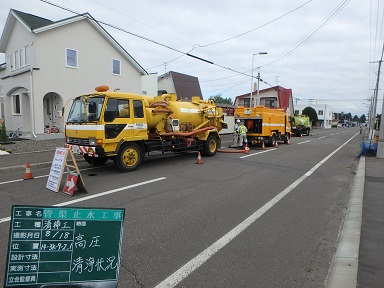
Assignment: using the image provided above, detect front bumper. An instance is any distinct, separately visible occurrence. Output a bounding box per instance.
[65,144,105,157]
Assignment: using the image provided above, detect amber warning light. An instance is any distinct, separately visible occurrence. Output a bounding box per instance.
[95,85,109,92]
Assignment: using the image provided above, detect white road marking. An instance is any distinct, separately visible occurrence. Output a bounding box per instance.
[297,140,311,145]
[240,148,277,158]
[154,133,359,288]
[318,136,326,139]
[0,177,167,224]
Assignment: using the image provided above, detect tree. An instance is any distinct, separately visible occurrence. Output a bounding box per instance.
[353,115,359,122]
[0,121,9,143]
[208,94,233,105]
[359,114,366,123]
[302,106,318,126]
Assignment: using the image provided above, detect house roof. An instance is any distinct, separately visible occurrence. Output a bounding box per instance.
[234,85,293,111]
[159,71,202,100]
[0,9,147,75]
[12,10,54,30]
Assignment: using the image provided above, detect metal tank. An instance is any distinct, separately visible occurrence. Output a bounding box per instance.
[144,94,225,134]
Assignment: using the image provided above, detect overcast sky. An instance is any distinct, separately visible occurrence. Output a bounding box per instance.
[1,0,382,117]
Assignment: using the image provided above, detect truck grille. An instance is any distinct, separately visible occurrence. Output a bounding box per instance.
[67,138,90,145]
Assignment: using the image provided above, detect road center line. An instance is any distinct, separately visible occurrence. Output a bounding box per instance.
[297,140,311,145]
[154,133,359,288]
[0,177,167,224]
[318,136,326,139]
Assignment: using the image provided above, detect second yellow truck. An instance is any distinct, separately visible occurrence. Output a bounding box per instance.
[234,106,291,147]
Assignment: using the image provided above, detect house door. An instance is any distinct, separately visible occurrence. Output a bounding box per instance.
[43,92,63,132]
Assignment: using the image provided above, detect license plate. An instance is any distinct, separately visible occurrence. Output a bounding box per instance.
[71,145,80,154]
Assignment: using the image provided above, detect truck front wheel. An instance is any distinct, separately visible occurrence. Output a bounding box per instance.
[202,135,218,157]
[114,143,143,172]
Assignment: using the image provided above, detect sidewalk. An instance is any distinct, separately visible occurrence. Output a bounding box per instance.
[326,156,384,288]
[357,156,384,287]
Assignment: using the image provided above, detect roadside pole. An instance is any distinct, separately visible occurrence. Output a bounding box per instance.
[376,95,384,158]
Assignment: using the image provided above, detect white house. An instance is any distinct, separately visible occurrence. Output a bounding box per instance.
[294,104,333,128]
[0,10,157,140]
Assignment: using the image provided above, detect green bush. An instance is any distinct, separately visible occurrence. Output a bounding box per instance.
[0,121,9,143]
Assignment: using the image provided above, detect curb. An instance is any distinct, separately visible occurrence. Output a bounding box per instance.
[0,160,86,174]
[325,156,365,287]
[0,162,54,174]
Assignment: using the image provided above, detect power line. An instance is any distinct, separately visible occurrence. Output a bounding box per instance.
[39,0,271,82]
[196,0,314,48]
[263,0,351,67]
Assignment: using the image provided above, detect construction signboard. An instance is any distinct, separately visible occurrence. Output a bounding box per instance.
[4,205,125,288]
[46,147,85,194]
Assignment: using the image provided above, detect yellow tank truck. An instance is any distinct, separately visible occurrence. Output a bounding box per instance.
[65,86,227,172]
[234,106,291,147]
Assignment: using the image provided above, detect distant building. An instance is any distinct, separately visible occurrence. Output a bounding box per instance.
[294,104,333,128]
[158,71,202,101]
[234,85,294,115]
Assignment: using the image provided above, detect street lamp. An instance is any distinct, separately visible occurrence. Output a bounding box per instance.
[250,52,268,108]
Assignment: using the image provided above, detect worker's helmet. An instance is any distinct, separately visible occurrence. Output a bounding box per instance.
[236,119,240,123]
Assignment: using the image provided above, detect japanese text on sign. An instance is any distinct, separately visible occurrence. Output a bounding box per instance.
[4,206,125,288]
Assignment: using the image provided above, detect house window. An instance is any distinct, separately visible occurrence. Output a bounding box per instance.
[318,110,323,116]
[294,110,300,115]
[265,97,276,108]
[243,98,250,108]
[20,48,25,67]
[112,59,121,75]
[10,53,15,71]
[15,50,19,70]
[12,94,21,115]
[66,48,78,68]
[25,45,30,66]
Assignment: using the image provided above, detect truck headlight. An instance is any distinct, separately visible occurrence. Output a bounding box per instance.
[88,137,102,146]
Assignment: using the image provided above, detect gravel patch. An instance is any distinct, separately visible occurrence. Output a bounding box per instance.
[0,138,66,154]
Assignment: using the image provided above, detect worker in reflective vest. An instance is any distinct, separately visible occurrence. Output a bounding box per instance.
[238,122,248,147]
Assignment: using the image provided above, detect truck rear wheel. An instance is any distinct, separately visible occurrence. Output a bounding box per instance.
[202,135,218,157]
[114,143,143,172]
[84,155,108,166]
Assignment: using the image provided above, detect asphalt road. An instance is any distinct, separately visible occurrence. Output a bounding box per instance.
[0,127,362,287]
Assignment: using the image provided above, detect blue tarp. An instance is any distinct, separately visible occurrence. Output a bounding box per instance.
[358,140,377,158]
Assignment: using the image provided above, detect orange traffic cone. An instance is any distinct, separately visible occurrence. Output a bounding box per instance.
[261,142,266,150]
[244,144,250,154]
[24,163,34,180]
[275,141,279,148]
[196,152,203,164]
[286,138,290,145]
[300,134,303,138]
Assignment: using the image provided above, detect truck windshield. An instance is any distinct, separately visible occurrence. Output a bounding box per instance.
[67,95,105,123]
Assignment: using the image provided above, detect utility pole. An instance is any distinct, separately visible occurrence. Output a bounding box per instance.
[371,42,384,158]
